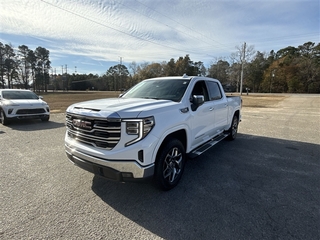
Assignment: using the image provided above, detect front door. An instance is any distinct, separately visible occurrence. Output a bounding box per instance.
[189,80,215,149]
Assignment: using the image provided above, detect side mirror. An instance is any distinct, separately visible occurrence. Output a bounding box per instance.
[118,89,127,98]
[39,96,43,99]
[190,95,204,111]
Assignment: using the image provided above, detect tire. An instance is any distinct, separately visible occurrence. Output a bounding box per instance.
[0,109,9,125]
[227,114,239,141]
[41,115,50,122]
[154,138,186,191]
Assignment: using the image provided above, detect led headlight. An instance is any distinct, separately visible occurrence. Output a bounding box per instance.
[124,116,155,146]
[3,100,19,107]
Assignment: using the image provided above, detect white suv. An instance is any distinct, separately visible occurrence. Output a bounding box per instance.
[0,89,50,125]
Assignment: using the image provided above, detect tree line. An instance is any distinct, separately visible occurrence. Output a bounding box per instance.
[1,41,319,93]
[0,43,50,92]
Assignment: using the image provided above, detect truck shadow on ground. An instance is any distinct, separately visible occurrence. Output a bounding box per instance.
[91,133,319,240]
[3,119,65,131]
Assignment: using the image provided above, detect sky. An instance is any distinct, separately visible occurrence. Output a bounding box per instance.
[0,0,319,75]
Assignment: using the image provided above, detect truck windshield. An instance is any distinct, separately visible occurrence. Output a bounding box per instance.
[122,79,190,102]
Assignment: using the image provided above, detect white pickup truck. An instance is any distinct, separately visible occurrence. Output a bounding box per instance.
[65,75,241,190]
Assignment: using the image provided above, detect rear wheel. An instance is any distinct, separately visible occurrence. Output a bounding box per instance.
[154,138,186,191]
[227,114,239,141]
[0,109,9,125]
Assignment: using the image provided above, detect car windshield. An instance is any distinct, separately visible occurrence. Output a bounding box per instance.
[2,91,39,100]
[122,79,190,102]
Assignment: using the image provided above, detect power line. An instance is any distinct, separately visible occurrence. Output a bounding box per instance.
[135,0,229,50]
[40,0,217,58]
[119,1,228,51]
[133,0,230,50]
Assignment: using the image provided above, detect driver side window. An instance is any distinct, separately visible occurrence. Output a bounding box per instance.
[191,81,209,101]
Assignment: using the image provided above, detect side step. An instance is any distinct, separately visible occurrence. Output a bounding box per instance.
[188,133,229,158]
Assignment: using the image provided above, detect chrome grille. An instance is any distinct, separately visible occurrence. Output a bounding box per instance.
[66,113,121,150]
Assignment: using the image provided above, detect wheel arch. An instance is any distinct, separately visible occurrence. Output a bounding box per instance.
[234,110,240,120]
[155,129,187,162]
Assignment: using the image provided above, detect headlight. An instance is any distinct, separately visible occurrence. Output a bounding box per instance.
[3,100,19,106]
[123,116,155,146]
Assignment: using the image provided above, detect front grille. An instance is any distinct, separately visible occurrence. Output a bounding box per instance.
[66,113,121,150]
[16,108,46,114]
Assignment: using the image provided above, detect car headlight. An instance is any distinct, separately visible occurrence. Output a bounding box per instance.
[123,116,155,146]
[3,100,19,106]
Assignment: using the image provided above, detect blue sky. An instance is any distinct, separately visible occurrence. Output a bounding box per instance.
[0,0,319,75]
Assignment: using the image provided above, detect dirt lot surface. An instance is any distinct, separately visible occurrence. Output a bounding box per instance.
[1,94,319,240]
[41,91,121,113]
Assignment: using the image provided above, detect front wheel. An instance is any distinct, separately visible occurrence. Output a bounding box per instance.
[154,138,186,191]
[41,115,50,122]
[227,114,239,141]
[0,109,9,125]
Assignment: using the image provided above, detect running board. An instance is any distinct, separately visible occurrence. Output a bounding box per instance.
[188,133,229,158]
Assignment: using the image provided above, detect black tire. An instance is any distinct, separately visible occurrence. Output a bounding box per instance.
[227,114,239,141]
[41,115,50,122]
[154,138,186,191]
[0,109,9,125]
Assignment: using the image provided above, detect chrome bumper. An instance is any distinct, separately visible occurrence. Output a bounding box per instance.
[65,144,155,181]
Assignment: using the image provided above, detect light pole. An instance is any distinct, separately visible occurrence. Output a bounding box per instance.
[240,42,246,95]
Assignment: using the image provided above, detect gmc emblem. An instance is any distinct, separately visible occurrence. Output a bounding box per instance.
[72,119,92,130]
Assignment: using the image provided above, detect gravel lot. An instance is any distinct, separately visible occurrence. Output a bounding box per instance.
[1,94,319,240]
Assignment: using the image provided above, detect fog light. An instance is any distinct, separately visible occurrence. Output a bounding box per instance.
[8,109,13,114]
[138,150,144,162]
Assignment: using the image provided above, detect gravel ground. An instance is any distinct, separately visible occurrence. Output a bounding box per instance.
[0,94,319,240]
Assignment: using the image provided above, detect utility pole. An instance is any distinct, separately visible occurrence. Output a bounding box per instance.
[61,65,64,91]
[119,57,122,90]
[65,64,68,91]
[240,42,246,95]
[53,68,56,91]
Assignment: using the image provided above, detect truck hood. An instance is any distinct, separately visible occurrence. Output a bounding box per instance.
[66,98,179,119]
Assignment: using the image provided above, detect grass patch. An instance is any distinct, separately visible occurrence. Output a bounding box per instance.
[41,91,288,113]
[240,94,287,108]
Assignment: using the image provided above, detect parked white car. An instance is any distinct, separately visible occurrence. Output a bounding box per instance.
[0,89,50,125]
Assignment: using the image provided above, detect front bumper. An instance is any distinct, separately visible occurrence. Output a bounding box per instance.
[65,144,155,181]
[3,106,50,120]
[8,113,49,120]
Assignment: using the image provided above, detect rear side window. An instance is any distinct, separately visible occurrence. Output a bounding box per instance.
[207,81,222,100]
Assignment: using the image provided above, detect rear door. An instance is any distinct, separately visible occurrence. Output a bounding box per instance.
[206,80,228,133]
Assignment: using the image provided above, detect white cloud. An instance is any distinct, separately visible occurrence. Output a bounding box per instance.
[0,0,318,74]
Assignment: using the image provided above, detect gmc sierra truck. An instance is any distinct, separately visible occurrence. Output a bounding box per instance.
[65,75,241,190]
